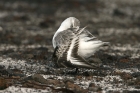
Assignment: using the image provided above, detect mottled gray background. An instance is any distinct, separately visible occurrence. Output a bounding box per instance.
[0,0,140,93]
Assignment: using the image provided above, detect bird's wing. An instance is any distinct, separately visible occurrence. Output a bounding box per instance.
[54,28,77,47]
[53,28,78,62]
[69,37,95,69]
[82,29,109,45]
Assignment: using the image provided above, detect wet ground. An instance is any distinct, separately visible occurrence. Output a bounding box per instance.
[0,0,140,93]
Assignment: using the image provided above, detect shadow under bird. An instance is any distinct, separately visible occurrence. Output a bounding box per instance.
[52,17,109,69]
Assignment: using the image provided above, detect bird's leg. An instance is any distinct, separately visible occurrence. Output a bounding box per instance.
[52,46,58,60]
[75,68,79,74]
[51,46,59,67]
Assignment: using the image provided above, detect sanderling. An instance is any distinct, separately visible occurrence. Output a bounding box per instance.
[52,17,109,69]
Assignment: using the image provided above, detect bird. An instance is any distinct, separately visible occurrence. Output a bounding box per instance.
[52,17,109,69]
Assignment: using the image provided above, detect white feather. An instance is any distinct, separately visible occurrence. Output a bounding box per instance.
[53,17,80,48]
[52,17,109,63]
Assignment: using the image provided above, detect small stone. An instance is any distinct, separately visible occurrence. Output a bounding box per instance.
[47,79,65,87]
[66,81,82,92]
[32,74,47,84]
[0,77,7,90]
[75,75,82,80]
[86,76,93,80]
[11,76,20,79]
[121,73,132,80]
[27,83,34,87]
[119,58,129,63]
[88,83,102,92]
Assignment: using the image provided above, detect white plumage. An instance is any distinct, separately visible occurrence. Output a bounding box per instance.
[52,17,109,68]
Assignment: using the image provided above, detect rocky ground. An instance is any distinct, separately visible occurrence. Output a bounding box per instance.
[0,0,140,93]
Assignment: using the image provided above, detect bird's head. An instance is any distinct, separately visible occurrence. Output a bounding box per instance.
[57,17,80,32]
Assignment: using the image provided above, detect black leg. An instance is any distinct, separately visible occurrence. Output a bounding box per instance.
[52,46,58,59]
[51,46,59,68]
[75,68,79,74]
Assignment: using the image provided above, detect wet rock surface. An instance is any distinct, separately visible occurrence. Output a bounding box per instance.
[0,0,140,92]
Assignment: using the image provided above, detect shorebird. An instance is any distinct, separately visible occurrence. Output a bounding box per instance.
[52,17,109,69]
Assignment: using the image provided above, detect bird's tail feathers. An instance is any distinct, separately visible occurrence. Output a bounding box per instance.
[103,42,110,46]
